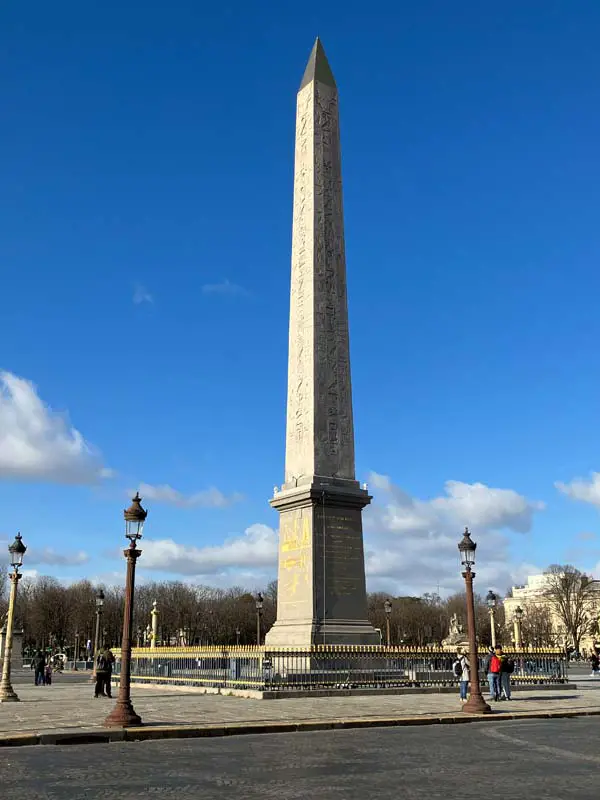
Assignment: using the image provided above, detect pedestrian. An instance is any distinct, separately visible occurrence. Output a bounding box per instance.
[32,650,46,686]
[498,647,514,700]
[94,646,115,699]
[484,646,501,701]
[44,662,52,686]
[453,650,470,703]
[590,651,599,678]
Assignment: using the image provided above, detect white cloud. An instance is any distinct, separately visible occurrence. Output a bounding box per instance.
[140,524,277,576]
[201,279,248,297]
[556,472,600,508]
[0,372,109,484]
[363,472,545,596]
[134,483,243,508]
[27,548,89,566]
[133,283,153,305]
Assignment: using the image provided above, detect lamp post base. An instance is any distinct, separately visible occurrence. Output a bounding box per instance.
[0,683,20,703]
[463,693,492,714]
[104,699,142,728]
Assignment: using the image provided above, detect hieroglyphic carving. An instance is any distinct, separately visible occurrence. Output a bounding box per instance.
[313,82,355,480]
[284,75,355,484]
[285,83,314,484]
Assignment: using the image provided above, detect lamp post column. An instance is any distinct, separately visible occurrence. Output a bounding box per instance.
[105,492,147,729]
[256,593,264,646]
[0,570,21,702]
[73,632,80,670]
[462,568,490,714]
[150,601,159,649]
[513,610,523,650]
[489,608,496,649]
[105,542,141,727]
[91,589,104,681]
[458,528,491,715]
[0,533,27,703]
[384,599,392,647]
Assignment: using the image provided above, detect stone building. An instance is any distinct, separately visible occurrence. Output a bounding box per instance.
[504,573,600,652]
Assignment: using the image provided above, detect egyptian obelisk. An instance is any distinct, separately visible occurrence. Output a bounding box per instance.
[265,39,379,646]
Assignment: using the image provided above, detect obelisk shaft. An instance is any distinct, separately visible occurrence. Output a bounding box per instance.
[266,40,379,647]
[285,39,354,486]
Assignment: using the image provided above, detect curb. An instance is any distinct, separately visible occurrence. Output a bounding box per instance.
[1,708,599,748]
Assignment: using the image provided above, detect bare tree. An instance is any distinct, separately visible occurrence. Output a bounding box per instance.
[520,602,554,647]
[543,564,599,651]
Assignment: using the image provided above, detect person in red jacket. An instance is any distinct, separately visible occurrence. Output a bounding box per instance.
[484,646,502,701]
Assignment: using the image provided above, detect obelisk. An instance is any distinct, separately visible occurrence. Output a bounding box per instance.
[265,39,379,646]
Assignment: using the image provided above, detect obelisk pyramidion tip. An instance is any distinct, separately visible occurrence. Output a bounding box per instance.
[299,37,336,91]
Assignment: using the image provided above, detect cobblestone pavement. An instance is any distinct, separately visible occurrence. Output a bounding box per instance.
[0,718,598,799]
[0,671,599,735]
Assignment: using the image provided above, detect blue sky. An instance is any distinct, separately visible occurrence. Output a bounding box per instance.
[2,0,600,595]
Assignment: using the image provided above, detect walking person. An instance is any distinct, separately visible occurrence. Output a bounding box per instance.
[590,651,599,678]
[94,646,115,698]
[44,662,52,686]
[32,650,46,686]
[453,650,470,703]
[484,646,501,701]
[498,647,514,700]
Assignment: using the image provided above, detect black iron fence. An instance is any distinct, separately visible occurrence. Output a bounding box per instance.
[113,645,568,692]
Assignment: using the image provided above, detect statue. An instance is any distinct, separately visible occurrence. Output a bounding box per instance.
[442,613,468,651]
[448,613,463,637]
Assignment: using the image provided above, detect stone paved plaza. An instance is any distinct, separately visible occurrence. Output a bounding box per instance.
[1,719,599,800]
[1,670,599,737]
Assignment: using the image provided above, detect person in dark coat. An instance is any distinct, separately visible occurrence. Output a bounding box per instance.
[32,651,46,686]
[94,646,115,698]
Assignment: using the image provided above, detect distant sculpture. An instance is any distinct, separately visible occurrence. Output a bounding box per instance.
[449,614,463,637]
[442,613,468,651]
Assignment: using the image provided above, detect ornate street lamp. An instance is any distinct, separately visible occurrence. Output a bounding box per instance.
[93,589,105,658]
[256,593,264,646]
[486,590,498,648]
[514,605,524,650]
[90,588,105,682]
[458,528,491,714]
[72,631,80,670]
[384,599,392,646]
[104,492,147,728]
[0,533,27,702]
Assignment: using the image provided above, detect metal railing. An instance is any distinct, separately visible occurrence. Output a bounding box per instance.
[113,645,568,692]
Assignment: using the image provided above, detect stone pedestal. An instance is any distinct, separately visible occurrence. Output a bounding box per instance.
[267,478,379,646]
[0,626,24,669]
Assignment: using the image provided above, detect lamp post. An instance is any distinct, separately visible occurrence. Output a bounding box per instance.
[256,593,264,646]
[486,590,498,648]
[235,628,241,646]
[150,600,159,649]
[73,631,80,670]
[513,606,524,650]
[91,589,105,682]
[458,528,491,714]
[0,533,27,702]
[104,492,147,728]
[94,590,105,658]
[384,599,392,646]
